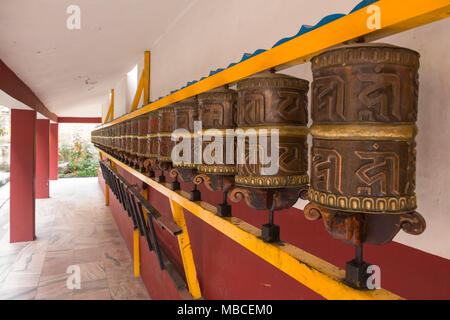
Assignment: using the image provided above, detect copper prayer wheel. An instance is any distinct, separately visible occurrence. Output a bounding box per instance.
[194,86,237,215]
[157,106,175,182]
[114,123,120,157]
[118,121,126,161]
[143,111,159,177]
[170,97,199,192]
[128,118,139,165]
[123,120,131,163]
[230,70,309,242]
[304,43,426,289]
[135,114,148,171]
[110,125,116,155]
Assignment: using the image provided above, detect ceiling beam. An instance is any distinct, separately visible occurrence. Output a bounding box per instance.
[0,59,58,122]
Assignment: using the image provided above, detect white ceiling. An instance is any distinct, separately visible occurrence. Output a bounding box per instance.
[0,0,194,117]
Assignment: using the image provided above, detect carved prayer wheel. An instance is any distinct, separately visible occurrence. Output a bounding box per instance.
[123,120,132,163]
[118,121,126,161]
[110,126,115,153]
[170,97,200,194]
[143,111,159,178]
[194,86,237,215]
[230,71,309,242]
[157,106,175,182]
[128,118,139,165]
[116,124,121,155]
[304,43,426,289]
[136,114,149,171]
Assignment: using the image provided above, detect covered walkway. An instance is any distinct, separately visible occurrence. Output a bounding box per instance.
[0,177,149,300]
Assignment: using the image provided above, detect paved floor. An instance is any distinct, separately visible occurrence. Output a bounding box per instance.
[0,177,150,300]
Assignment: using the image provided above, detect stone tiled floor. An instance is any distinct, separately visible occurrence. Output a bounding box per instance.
[0,177,150,300]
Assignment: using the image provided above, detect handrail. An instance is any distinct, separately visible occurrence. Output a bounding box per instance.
[95,0,450,129]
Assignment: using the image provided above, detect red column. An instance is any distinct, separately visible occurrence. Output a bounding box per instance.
[36,119,50,199]
[10,109,36,242]
[49,123,58,180]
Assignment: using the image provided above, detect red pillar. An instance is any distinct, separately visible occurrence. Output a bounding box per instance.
[49,123,58,180]
[36,119,50,199]
[10,109,36,242]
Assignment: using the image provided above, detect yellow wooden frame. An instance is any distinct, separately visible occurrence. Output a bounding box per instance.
[169,200,202,299]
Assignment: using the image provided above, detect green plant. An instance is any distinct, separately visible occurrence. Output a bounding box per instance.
[58,136,98,177]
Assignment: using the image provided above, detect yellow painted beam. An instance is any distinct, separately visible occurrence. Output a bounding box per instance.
[169,199,202,300]
[96,148,403,300]
[133,229,140,277]
[142,188,149,226]
[96,0,450,129]
[144,51,150,105]
[105,184,109,206]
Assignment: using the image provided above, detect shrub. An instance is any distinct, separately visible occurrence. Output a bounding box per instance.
[58,136,98,178]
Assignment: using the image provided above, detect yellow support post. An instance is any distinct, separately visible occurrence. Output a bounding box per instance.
[105,185,109,206]
[142,188,149,225]
[104,89,114,124]
[143,51,150,105]
[133,229,140,277]
[169,199,202,299]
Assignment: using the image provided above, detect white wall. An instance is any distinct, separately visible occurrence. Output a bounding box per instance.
[107,0,450,259]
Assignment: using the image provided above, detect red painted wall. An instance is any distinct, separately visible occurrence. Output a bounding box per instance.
[49,123,58,180]
[36,119,49,199]
[98,168,184,300]
[98,164,450,300]
[10,110,36,242]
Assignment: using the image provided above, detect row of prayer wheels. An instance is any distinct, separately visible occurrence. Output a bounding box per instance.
[92,43,426,289]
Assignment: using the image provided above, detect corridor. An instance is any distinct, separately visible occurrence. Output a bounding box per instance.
[0,177,150,300]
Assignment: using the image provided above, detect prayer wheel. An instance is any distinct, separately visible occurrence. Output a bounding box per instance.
[230,70,309,242]
[123,120,132,164]
[194,86,237,215]
[143,111,159,178]
[114,124,120,157]
[118,122,126,161]
[157,106,175,182]
[170,97,200,195]
[304,43,426,289]
[128,118,139,166]
[136,114,149,171]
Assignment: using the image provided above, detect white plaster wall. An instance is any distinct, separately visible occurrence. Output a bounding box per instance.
[110,0,450,259]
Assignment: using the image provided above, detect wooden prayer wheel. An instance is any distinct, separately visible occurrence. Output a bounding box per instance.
[113,124,120,157]
[194,86,237,215]
[170,97,199,192]
[157,106,175,182]
[143,111,159,177]
[136,114,149,171]
[304,43,426,289]
[230,70,309,242]
[118,122,126,161]
[123,120,132,163]
[128,118,139,165]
